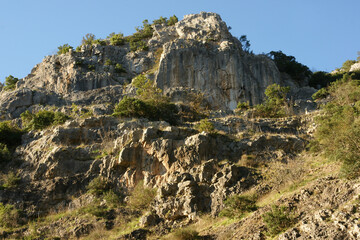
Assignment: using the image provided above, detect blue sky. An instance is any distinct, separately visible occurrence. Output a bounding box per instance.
[0,0,359,82]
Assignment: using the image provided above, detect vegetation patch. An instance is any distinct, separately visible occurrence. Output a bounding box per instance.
[0,143,11,163]
[57,44,73,55]
[127,181,156,211]
[126,15,178,52]
[236,101,250,111]
[108,32,125,46]
[269,51,312,83]
[171,227,199,240]
[1,171,21,189]
[262,205,296,236]
[0,203,21,229]
[220,194,257,219]
[311,75,360,178]
[115,63,126,73]
[2,75,19,91]
[0,121,23,148]
[21,109,70,131]
[0,121,23,163]
[253,83,291,118]
[113,74,178,124]
[87,176,110,196]
[195,118,215,134]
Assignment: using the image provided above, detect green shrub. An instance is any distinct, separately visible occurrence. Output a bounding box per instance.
[239,35,251,52]
[341,60,357,72]
[148,99,178,125]
[153,16,167,25]
[93,39,107,46]
[127,19,153,52]
[309,71,337,89]
[3,75,19,91]
[219,194,257,218]
[2,171,21,189]
[114,97,177,124]
[87,176,110,196]
[237,101,250,111]
[128,181,156,210]
[132,74,149,92]
[195,118,215,134]
[172,227,199,240]
[0,121,23,148]
[53,111,70,125]
[82,33,96,45]
[103,190,122,207]
[57,44,73,55]
[135,19,153,39]
[265,83,290,106]
[0,143,11,163]
[269,51,312,83]
[109,33,125,46]
[0,121,23,163]
[79,204,108,218]
[21,110,70,131]
[114,75,178,124]
[312,78,360,178]
[131,74,163,101]
[113,97,149,118]
[152,15,178,26]
[312,87,329,100]
[129,40,148,52]
[0,203,21,228]
[104,59,113,66]
[115,63,126,73]
[262,205,295,236]
[167,15,178,26]
[253,83,291,118]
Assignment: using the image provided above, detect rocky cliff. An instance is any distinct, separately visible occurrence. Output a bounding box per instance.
[1,11,354,240]
[0,12,299,119]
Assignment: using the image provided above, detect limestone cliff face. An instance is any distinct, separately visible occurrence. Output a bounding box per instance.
[155,12,281,109]
[0,12,287,118]
[156,41,280,109]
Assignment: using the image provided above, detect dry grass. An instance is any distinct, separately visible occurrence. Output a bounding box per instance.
[257,152,341,207]
[80,224,110,240]
[237,154,258,168]
[162,226,199,240]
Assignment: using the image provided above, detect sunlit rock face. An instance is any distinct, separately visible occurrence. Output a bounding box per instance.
[0,12,286,118]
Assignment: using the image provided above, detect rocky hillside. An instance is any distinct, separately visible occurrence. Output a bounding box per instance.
[0,12,314,120]
[1,11,359,240]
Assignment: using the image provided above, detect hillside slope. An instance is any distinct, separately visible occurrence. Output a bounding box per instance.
[1,11,359,240]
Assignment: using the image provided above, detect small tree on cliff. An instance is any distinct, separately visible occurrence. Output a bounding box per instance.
[254,83,291,118]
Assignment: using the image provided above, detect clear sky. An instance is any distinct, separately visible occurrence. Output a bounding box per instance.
[0,0,359,83]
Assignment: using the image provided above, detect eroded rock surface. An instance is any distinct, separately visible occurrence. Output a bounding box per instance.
[0,12,312,119]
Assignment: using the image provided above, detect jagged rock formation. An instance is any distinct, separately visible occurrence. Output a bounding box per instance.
[205,176,360,239]
[153,12,281,109]
[0,12,308,119]
[7,115,305,217]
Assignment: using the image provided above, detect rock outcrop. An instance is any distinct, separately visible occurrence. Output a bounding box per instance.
[0,12,308,119]
[0,11,335,240]
[3,114,306,219]
[350,61,360,72]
